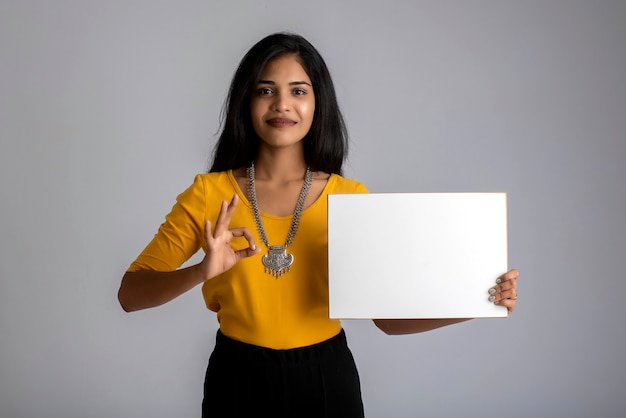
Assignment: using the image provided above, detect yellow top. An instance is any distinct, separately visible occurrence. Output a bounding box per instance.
[127,170,368,349]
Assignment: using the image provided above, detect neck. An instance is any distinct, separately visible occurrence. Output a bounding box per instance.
[253,147,307,182]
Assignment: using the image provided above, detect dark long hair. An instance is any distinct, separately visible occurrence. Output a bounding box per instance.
[209,32,348,175]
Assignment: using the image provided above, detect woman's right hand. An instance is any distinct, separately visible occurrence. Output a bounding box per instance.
[118,194,261,312]
[198,194,261,280]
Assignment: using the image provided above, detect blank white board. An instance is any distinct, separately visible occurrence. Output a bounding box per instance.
[328,193,508,319]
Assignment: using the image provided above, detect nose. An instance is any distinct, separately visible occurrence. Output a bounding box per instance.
[272,92,290,112]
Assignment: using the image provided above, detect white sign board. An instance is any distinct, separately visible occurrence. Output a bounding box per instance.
[328,193,508,319]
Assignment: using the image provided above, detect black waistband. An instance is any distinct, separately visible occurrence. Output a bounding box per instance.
[214,329,348,365]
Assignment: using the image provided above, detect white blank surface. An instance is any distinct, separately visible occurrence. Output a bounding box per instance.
[328,193,508,319]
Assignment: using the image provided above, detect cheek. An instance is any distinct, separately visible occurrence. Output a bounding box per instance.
[301,101,315,122]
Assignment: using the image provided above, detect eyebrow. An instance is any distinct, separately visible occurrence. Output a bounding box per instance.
[257,79,312,87]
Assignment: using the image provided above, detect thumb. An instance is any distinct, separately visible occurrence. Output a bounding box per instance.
[204,219,212,243]
[235,246,262,260]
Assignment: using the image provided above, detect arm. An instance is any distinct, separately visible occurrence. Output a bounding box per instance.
[373,269,519,335]
[118,265,206,312]
[118,195,260,312]
[373,318,472,335]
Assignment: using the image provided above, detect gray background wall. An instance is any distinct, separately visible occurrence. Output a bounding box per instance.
[1,1,625,417]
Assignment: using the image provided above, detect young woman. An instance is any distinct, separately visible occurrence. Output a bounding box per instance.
[118,32,519,418]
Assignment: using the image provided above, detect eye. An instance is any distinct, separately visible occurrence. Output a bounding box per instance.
[257,87,273,96]
[293,88,307,96]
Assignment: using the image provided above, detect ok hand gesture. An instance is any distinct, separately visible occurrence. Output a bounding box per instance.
[198,194,261,281]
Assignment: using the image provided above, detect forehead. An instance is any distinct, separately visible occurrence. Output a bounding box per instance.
[259,54,311,82]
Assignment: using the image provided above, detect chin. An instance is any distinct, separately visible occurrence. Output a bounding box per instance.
[259,136,305,148]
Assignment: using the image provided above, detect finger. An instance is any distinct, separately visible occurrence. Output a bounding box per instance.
[495,298,516,314]
[495,299,517,313]
[488,289,517,302]
[488,280,517,299]
[204,219,214,245]
[229,227,259,251]
[214,195,238,236]
[491,280,516,293]
[226,193,239,216]
[205,219,235,250]
[495,269,519,284]
[213,200,228,237]
[234,246,262,260]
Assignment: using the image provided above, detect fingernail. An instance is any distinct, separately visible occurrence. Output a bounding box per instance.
[489,288,497,295]
[488,295,496,302]
[494,300,500,305]
[496,278,502,284]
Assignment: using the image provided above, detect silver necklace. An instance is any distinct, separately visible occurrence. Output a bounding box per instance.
[247,163,313,277]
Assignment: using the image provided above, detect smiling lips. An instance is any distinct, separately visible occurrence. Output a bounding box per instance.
[266,118,296,128]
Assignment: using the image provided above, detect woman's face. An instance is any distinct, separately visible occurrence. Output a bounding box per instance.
[250,54,315,150]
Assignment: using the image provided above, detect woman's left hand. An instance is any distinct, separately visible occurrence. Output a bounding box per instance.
[488,269,519,314]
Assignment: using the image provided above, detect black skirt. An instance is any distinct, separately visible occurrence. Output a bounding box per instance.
[202,329,364,418]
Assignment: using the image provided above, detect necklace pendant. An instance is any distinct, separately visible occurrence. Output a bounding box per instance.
[248,164,312,278]
[262,246,294,278]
